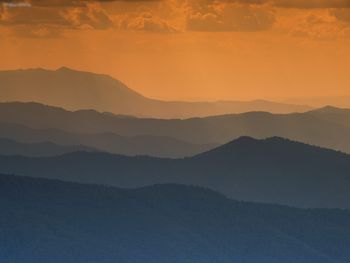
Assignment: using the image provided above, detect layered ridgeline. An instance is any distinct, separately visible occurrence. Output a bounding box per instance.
[0,67,310,118]
[0,138,97,157]
[0,123,216,158]
[1,137,350,209]
[1,174,350,263]
[0,102,350,154]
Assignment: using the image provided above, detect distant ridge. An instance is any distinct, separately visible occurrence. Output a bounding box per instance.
[285,96,350,109]
[0,138,97,157]
[311,105,343,113]
[0,67,311,118]
[0,122,217,158]
[1,136,350,209]
[0,101,350,154]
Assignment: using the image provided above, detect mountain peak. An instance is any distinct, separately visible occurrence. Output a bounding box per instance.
[56,66,72,72]
[230,136,259,144]
[221,136,289,147]
[0,67,318,118]
[193,136,314,160]
[55,66,85,74]
[312,105,342,113]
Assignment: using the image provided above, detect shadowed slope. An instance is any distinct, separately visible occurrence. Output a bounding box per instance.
[1,174,350,263]
[1,137,350,209]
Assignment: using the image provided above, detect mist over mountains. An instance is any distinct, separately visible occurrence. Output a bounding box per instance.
[1,100,350,210]
[0,67,311,118]
[1,137,350,209]
[1,66,350,262]
[1,101,350,155]
[1,174,350,263]
[0,122,216,158]
[2,0,350,256]
[0,138,97,157]
[286,96,350,109]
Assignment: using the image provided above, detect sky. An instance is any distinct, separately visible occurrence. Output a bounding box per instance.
[1,0,350,102]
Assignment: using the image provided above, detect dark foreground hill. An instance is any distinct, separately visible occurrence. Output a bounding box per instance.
[0,67,310,118]
[1,174,350,263]
[1,137,350,209]
[1,102,350,153]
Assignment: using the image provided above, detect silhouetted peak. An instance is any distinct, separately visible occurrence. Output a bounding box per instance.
[228,136,295,148]
[55,67,95,76]
[56,66,74,72]
[193,136,311,159]
[312,105,342,113]
[231,136,259,144]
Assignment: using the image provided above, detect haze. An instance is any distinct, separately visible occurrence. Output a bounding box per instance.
[1,0,350,102]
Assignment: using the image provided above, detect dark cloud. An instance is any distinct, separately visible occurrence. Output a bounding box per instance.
[289,13,343,40]
[2,0,350,8]
[0,5,72,26]
[188,0,350,9]
[184,0,350,32]
[331,8,350,23]
[28,0,161,6]
[30,1,86,7]
[186,2,276,32]
[0,1,114,37]
[119,11,177,32]
[2,0,350,37]
[273,0,350,9]
[65,3,114,29]
[0,1,114,27]
[184,0,350,9]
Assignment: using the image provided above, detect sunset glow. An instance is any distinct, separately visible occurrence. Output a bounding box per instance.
[1,0,350,102]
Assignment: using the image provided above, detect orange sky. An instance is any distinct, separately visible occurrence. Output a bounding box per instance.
[1,0,350,101]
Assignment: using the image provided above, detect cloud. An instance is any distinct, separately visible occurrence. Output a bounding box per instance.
[1,0,177,35]
[63,3,114,29]
[2,0,350,37]
[186,2,276,32]
[0,5,71,26]
[0,1,114,37]
[118,11,177,32]
[185,0,350,9]
[273,0,350,9]
[289,12,348,40]
[29,0,87,7]
[331,8,350,23]
[27,0,160,7]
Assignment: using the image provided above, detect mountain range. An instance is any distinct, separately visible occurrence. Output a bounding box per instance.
[0,138,97,157]
[1,102,350,154]
[1,173,349,263]
[1,136,350,209]
[0,122,216,158]
[0,67,311,118]
[285,96,350,109]
[1,66,350,262]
